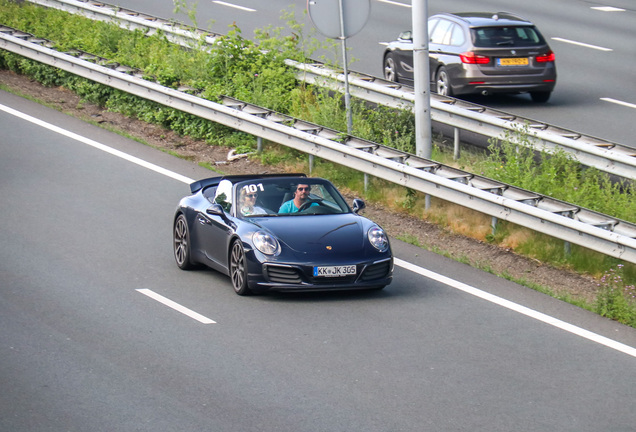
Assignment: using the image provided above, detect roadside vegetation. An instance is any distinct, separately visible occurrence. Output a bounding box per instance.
[1,0,635,326]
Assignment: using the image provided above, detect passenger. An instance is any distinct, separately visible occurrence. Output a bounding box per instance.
[279,183,317,213]
[238,188,267,216]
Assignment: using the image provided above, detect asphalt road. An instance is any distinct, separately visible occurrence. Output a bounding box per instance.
[111,0,636,147]
[1,91,636,431]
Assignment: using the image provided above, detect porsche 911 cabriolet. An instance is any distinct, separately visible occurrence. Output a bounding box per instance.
[173,174,393,295]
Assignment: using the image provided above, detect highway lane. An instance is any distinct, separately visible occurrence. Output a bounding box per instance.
[110,0,636,146]
[1,91,636,431]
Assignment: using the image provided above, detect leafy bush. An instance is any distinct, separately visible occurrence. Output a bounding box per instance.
[480,125,636,223]
[596,265,636,327]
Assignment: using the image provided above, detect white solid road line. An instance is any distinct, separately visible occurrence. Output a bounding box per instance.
[212,1,256,12]
[591,6,625,12]
[137,289,217,324]
[0,103,195,185]
[395,258,636,359]
[3,103,635,355]
[601,98,636,110]
[377,0,411,8]
[551,37,612,52]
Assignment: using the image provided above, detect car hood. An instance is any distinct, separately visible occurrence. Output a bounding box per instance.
[255,214,367,255]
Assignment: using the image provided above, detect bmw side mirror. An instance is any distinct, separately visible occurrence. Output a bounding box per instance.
[352,199,366,214]
[398,31,412,42]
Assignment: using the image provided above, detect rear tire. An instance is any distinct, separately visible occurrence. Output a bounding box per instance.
[530,91,551,103]
[174,214,194,270]
[230,240,251,296]
[436,67,453,96]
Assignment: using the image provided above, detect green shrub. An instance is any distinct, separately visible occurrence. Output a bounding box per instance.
[596,265,636,327]
[481,125,636,223]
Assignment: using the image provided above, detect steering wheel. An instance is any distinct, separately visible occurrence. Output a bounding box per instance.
[298,198,324,212]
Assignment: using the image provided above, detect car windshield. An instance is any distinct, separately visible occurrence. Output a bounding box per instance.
[234,178,350,217]
[471,26,544,47]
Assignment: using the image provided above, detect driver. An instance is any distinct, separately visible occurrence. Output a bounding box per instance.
[278,183,318,213]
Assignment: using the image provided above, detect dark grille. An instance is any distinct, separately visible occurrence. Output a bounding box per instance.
[360,261,391,281]
[265,265,302,284]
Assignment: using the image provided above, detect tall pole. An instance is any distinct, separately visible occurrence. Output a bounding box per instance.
[412,0,432,158]
[338,0,353,133]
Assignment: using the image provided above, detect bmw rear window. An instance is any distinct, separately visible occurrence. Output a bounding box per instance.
[471,26,545,47]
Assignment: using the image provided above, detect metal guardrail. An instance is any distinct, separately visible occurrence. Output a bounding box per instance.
[2,27,636,264]
[25,0,636,181]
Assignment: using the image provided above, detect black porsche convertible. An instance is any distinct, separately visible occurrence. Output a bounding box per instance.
[173,174,393,295]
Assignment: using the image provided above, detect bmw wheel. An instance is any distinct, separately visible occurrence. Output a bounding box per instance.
[174,214,194,270]
[383,53,398,82]
[230,240,251,296]
[436,67,453,96]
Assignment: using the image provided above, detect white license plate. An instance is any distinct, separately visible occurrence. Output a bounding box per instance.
[313,265,357,277]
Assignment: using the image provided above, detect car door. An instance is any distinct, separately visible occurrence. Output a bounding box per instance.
[193,181,236,273]
[196,210,234,271]
[428,19,468,92]
[389,31,414,83]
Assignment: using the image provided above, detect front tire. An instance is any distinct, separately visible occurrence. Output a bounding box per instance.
[230,240,251,296]
[383,53,398,82]
[174,214,194,270]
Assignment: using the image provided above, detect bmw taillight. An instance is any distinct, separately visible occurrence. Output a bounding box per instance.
[460,52,490,64]
[535,50,555,62]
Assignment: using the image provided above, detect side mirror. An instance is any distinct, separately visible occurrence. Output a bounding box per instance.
[206,203,236,229]
[206,203,225,216]
[352,199,366,214]
[398,31,413,42]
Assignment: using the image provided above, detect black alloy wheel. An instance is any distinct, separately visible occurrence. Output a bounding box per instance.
[174,214,194,270]
[230,240,250,295]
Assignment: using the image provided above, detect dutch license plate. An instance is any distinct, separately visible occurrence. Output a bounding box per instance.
[314,265,357,277]
[497,57,529,66]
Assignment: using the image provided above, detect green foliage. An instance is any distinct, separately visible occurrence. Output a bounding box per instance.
[356,104,416,153]
[595,265,636,327]
[254,6,327,63]
[481,125,636,223]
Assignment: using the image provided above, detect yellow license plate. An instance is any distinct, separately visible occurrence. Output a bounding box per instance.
[498,57,529,66]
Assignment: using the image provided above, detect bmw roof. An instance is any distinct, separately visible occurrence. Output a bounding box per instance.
[436,12,534,27]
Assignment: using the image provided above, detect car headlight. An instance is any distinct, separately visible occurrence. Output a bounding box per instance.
[368,226,389,252]
[252,231,281,256]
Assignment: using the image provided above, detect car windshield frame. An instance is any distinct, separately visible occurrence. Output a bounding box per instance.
[233,177,352,218]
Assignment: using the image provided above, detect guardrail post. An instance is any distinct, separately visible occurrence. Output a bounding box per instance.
[454,127,460,160]
[309,154,314,175]
[491,216,498,236]
[257,136,263,154]
[564,241,571,257]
